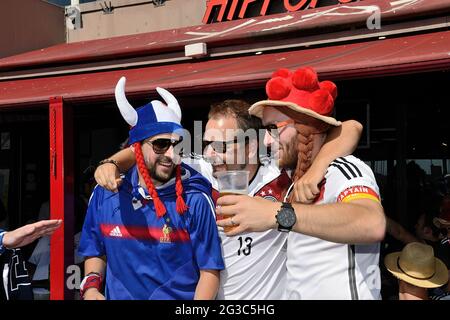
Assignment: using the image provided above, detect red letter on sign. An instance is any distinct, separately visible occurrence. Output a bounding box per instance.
[260,0,271,16]
[203,0,228,24]
[339,0,354,3]
[309,0,319,8]
[239,0,257,19]
[284,0,308,12]
[227,0,240,20]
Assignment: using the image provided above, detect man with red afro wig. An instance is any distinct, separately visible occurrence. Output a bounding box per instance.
[217,67,386,300]
[78,77,224,300]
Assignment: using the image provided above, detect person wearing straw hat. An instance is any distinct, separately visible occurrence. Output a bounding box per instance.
[216,67,386,299]
[78,77,224,300]
[384,242,449,300]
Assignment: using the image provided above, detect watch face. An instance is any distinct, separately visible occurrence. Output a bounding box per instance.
[278,208,296,228]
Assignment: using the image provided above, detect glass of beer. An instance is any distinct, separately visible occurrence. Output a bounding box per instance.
[216,170,249,232]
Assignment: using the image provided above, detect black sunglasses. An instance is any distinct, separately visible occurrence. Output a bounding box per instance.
[202,137,249,154]
[145,137,183,154]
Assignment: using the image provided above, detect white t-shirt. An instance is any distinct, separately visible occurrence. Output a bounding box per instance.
[185,158,291,300]
[285,156,382,300]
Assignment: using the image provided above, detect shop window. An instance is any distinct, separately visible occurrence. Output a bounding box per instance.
[335,100,370,149]
[407,159,446,182]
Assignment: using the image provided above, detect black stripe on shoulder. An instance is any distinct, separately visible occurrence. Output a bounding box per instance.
[347,245,359,300]
[330,163,351,180]
[338,157,363,177]
[333,159,357,178]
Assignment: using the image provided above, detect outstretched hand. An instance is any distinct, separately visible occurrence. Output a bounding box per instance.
[216,195,279,236]
[94,163,122,193]
[3,219,62,249]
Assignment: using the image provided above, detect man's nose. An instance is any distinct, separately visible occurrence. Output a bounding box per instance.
[164,145,175,159]
[263,130,275,147]
[204,144,215,159]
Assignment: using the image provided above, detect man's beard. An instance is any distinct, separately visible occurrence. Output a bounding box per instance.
[279,137,298,170]
[148,155,176,184]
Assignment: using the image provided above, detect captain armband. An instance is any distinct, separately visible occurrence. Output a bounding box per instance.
[337,185,380,203]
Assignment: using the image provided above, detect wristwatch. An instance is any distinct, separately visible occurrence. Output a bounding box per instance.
[0,231,6,255]
[275,202,297,232]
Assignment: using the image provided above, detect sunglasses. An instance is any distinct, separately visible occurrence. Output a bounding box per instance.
[262,119,295,137]
[203,137,249,154]
[145,137,183,154]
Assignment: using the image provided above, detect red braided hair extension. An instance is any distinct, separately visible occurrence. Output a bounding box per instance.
[175,165,189,214]
[277,107,330,203]
[134,142,167,217]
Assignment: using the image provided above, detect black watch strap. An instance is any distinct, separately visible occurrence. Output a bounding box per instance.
[281,202,293,210]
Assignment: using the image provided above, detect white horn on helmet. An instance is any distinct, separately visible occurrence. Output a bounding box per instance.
[156,87,182,121]
[115,77,138,127]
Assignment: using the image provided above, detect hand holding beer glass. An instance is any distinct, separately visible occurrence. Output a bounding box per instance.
[216,170,249,232]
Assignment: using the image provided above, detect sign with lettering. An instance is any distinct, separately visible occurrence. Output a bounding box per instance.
[203,0,358,24]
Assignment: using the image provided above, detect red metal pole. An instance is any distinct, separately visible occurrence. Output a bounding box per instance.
[49,97,74,300]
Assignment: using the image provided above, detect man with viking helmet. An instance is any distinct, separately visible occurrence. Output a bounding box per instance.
[78,77,224,300]
[216,67,386,299]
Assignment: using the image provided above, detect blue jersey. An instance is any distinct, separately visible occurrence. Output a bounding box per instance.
[78,163,224,300]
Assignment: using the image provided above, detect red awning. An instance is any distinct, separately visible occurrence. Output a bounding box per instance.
[0,0,449,71]
[1,30,450,108]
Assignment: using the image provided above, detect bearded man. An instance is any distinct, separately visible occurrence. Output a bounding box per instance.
[78,78,224,300]
[217,67,386,300]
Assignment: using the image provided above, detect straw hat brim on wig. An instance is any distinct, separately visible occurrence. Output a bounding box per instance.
[248,67,342,127]
[384,243,449,288]
[249,100,341,126]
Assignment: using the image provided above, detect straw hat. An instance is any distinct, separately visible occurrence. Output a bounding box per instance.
[248,67,341,126]
[384,242,448,288]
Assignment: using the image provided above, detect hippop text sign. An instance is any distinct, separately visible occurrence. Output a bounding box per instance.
[203,0,359,24]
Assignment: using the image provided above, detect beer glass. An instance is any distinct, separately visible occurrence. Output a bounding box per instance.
[216,170,249,232]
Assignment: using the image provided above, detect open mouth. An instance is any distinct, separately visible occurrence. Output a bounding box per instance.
[157,160,173,168]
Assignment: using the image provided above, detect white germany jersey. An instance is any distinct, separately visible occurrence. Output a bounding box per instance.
[285,155,381,300]
[184,157,290,300]
[216,164,291,300]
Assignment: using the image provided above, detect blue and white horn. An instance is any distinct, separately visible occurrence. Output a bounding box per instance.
[156,87,182,122]
[115,77,138,127]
